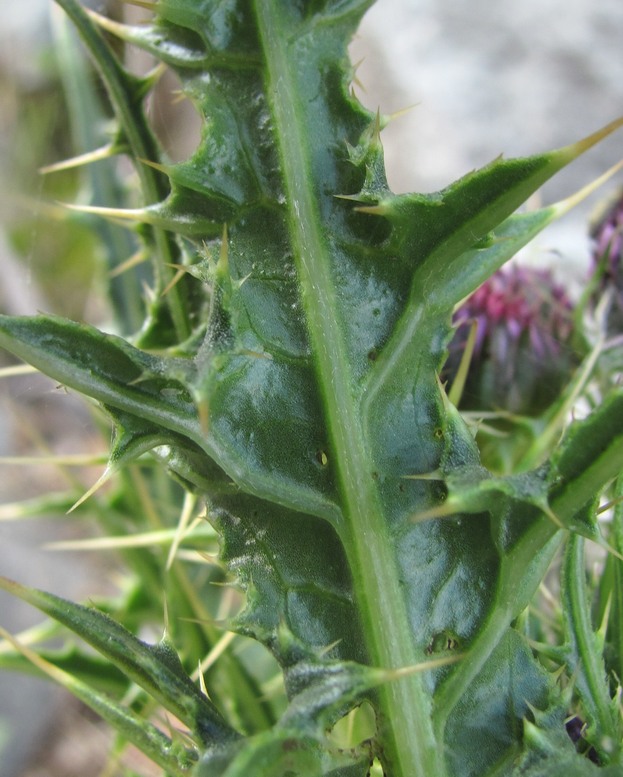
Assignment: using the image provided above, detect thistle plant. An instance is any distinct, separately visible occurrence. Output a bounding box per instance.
[1,2,623,776]
[590,188,623,335]
[444,264,578,416]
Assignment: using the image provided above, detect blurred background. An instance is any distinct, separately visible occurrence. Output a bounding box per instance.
[0,1,622,775]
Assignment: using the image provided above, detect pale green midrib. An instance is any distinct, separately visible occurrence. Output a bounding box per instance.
[254,4,443,776]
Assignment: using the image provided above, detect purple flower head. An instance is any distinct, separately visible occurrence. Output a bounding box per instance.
[444,265,577,415]
[590,188,623,334]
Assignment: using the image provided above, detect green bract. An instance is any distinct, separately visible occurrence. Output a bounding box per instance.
[1,2,622,776]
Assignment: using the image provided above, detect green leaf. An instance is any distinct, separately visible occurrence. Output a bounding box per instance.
[444,630,552,777]
[0,624,195,776]
[2,1,623,775]
[550,390,623,520]
[513,702,622,776]
[0,577,239,748]
[0,638,130,697]
[194,727,372,777]
[213,494,365,667]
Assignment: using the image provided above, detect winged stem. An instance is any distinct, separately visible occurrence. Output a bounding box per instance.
[254,4,443,774]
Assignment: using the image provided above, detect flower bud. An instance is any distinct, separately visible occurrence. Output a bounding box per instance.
[444,265,577,415]
[589,188,623,334]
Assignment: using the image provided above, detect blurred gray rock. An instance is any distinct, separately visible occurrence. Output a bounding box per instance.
[352,0,623,280]
[355,0,623,193]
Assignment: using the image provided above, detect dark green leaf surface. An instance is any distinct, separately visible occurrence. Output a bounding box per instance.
[1,1,623,775]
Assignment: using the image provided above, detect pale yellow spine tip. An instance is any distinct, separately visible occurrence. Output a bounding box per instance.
[39,144,116,175]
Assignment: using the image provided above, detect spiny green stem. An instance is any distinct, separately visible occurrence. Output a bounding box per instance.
[54,0,191,342]
[254,4,443,775]
[563,535,621,759]
[52,9,144,333]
